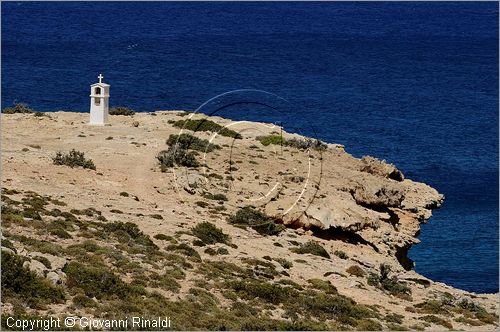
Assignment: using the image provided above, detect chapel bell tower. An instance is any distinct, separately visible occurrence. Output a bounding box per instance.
[89,74,110,125]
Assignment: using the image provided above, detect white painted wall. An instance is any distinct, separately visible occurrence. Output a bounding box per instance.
[89,80,110,125]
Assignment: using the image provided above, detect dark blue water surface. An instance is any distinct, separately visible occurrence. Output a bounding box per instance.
[2,2,498,293]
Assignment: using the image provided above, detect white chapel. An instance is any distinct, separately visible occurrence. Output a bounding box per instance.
[89,74,110,125]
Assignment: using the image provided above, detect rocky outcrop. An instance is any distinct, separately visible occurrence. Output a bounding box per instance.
[360,156,404,181]
[351,181,405,208]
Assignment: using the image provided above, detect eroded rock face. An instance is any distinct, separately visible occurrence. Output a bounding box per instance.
[270,156,443,271]
[302,201,379,232]
[351,180,405,208]
[360,156,404,182]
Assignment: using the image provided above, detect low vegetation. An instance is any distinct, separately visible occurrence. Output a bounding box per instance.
[407,296,498,327]
[103,221,157,249]
[1,183,497,331]
[257,134,286,146]
[1,251,65,308]
[52,149,96,170]
[367,264,411,300]
[192,222,230,245]
[202,192,227,201]
[227,206,285,236]
[346,265,365,277]
[223,277,378,327]
[334,250,349,259]
[172,119,242,139]
[109,106,135,116]
[166,133,220,152]
[157,133,223,170]
[419,315,453,329]
[257,134,327,151]
[291,241,331,258]
[157,146,199,169]
[2,103,34,114]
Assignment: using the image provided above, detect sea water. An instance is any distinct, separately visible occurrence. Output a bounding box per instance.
[2,2,498,293]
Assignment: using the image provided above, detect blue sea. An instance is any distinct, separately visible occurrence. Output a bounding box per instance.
[2,2,498,293]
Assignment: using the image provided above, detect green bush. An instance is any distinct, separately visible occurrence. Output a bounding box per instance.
[49,227,72,239]
[52,149,96,170]
[367,264,411,298]
[204,248,217,255]
[22,208,42,220]
[227,206,285,236]
[192,222,230,245]
[154,233,175,242]
[172,119,242,139]
[346,265,365,277]
[103,222,157,248]
[202,192,228,201]
[216,247,229,255]
[334,250,349,259]
[63,261,144,299]
[1,238,17,253]
[355,319,383,331]
[286,137,327,151]
[197,260,249,280]
[300,292,376,324]
[166,133,220,152]
[257,135,286,146]
[157,145,199,170]
[1,251,65,307]
[70,207,99,216]
[166,243,201,261]
[2,103,34,114]
[72,294,97,308]
[456,299,497,324]
[109,106,135,116]
[208,173,223,180]
[241,257,279,278]
[196,201,209,208]
[9,235,63,256]
[226,279,297,304]
[257,135,327,151]
[385,313,404,324]
[307,279,337,294]
[419,315,452,329]
[291,241,331,258]
[414,300,448,315]
[274,257,293,269]
[150,272,181,293]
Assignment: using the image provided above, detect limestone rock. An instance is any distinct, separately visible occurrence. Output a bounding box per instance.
[1,247,15,255]
[23,259,47,276]
[351,180,404,208]
[301,202,379,232]
[360,156,404,181]
[46,271,65,285]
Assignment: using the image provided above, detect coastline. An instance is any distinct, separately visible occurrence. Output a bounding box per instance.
[1,111,498,330]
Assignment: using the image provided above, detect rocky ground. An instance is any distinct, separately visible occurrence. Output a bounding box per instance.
[1,111,498,330]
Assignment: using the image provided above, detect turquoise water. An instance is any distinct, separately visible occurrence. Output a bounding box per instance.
[2,2,498,293]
